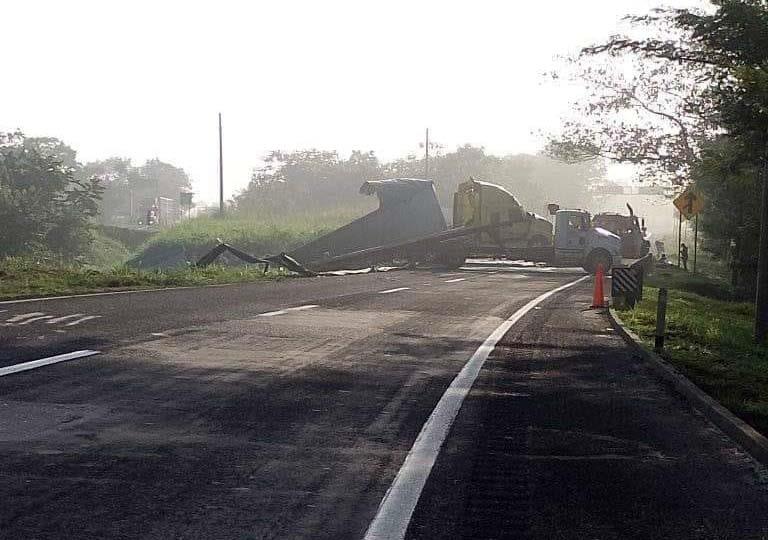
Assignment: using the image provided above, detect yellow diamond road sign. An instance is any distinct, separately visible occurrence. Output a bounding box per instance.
[673,189,704,220]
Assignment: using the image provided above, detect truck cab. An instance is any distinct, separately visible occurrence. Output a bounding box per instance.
[554,210,622,272]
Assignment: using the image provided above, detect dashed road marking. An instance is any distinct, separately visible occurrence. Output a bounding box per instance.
[378,287,411,294]
[258,304,319,317]
[0,350,100,377]
[363,275,589,540]
[444,278,466,283]
[64,315,102,327]
[46,313,85,324]
[17,315,55,325]
[6,312,46,323]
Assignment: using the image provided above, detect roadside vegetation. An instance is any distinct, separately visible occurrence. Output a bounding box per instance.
[130,212,361,268]
[618,265,768,437]
[0,257,286,301]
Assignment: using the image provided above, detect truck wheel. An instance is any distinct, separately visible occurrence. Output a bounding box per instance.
[584,249,612,274]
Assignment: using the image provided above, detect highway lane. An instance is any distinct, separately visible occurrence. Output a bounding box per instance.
[0,267,581,539]
[406,285,768,540]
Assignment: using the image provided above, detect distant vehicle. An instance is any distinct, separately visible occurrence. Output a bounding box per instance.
[592,205,651,259]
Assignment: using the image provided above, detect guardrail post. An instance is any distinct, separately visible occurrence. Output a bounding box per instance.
[655,288,668,353]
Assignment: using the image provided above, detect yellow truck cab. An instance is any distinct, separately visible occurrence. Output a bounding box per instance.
[453,178,552,252]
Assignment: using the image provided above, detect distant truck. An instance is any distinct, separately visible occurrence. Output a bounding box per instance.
[286,177,622,273]
[592,205,651,259]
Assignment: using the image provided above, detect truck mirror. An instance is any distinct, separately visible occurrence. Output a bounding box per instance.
[547,203,560,216]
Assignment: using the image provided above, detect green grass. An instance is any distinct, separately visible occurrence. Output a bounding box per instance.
[647,264,736,300]
[0,209,367,299]
[130,210,366,268]
[82,231,133,268]
[618,268,768,436]
[0,257,287,300]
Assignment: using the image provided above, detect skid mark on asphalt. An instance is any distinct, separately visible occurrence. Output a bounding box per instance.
[379,287,411,294]
[257,304,319,317]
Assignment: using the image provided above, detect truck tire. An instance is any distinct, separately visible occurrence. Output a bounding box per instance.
[583,249,612,274]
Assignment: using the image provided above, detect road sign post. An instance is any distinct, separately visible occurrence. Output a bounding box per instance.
[673,189,704,273]
[655,288,668,353]
[677,211,682,268]
[694,214,699,275]
[755,157,768,343]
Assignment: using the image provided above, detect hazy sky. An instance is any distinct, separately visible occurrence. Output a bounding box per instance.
[3,1,704,203]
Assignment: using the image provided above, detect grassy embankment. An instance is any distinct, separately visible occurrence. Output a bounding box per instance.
[130,212,358,268]
[618,264,768,436]
[0,209,364,300]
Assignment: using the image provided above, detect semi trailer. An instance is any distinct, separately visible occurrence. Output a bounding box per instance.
[284,178,622,273]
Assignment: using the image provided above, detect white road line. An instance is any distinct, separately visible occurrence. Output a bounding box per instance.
[17,315,55,325]
[444,278,466,283]
[258,304,319,317]
[363,275,589,540]
[64,315,102,327]
[45,313,85,324]
[5,312,46,323]
[378,287,411,294]
[0,350,100,377]
[259,309,288,317]
[0,282,247,305]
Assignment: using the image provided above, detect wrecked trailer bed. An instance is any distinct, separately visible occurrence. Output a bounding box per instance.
[288,178,447,265]
[303,221,517,272]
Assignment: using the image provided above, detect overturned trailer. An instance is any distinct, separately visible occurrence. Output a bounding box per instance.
[288,179,447,264]
[287,178,473,271]
[197,177,623,273]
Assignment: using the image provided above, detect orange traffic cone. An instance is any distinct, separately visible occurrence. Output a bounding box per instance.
[591,263,606,308]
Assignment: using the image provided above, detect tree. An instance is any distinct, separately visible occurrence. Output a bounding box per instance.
[81,157,192,225]
[235,144,605,220]
[0,131,102,259]
[547,33,718,184]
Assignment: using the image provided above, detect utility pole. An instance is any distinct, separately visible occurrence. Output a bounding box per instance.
[424,128,429,180]
[755,153,768,343]
[677,210,682,268]
[218,112,224,217]
[693,214,699,275]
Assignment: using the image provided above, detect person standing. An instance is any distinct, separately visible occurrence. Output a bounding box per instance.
[680,242,689,271]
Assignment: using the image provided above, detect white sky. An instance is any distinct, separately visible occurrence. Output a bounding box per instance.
[3,0,705,203]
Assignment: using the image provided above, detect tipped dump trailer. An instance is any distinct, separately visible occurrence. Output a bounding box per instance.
[289,179,446,263]
[282,177,622,273]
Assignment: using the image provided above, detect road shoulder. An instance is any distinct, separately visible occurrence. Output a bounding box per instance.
[406,283,768,540]
[609,306,768,466]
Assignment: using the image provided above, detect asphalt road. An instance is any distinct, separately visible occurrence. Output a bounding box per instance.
[1,267,767,539]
